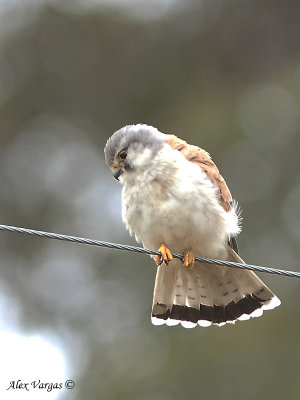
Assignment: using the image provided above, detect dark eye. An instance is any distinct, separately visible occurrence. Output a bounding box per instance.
[118,150,128,160]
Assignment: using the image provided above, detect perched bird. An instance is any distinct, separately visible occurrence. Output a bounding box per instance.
[104,124,280,328]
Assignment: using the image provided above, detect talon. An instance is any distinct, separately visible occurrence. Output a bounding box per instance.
[183,249,195,269]
[156,244,173,266]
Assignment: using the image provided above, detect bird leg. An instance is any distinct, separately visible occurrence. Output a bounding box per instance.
[183,249,195,269]
[156,244,173,266]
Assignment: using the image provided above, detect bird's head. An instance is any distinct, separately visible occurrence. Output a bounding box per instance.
[104,124,165,181]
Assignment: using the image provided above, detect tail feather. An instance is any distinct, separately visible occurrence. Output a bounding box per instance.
[151,247,280,328]
[152,261,177,324]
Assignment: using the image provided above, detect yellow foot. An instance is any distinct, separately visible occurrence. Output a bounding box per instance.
[183,249,195,269]
[156,244,173,266]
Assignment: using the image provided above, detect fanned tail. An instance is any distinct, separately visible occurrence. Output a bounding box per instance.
[151,248,280,328]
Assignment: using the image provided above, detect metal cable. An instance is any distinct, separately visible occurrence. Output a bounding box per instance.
[0,223,299,278]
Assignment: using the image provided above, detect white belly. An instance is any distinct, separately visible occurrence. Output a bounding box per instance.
[121,148,239,258]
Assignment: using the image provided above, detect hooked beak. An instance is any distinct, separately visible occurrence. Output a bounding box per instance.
[113,169,123,181]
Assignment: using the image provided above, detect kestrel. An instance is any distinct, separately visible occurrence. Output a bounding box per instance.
[104,124,280,328]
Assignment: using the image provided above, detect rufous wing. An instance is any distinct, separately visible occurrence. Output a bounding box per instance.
[165,134,232,212]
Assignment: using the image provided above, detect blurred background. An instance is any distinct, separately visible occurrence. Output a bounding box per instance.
[0,0,299,399]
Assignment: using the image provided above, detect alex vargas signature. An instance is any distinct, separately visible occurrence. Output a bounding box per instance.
[6,379,74,392]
